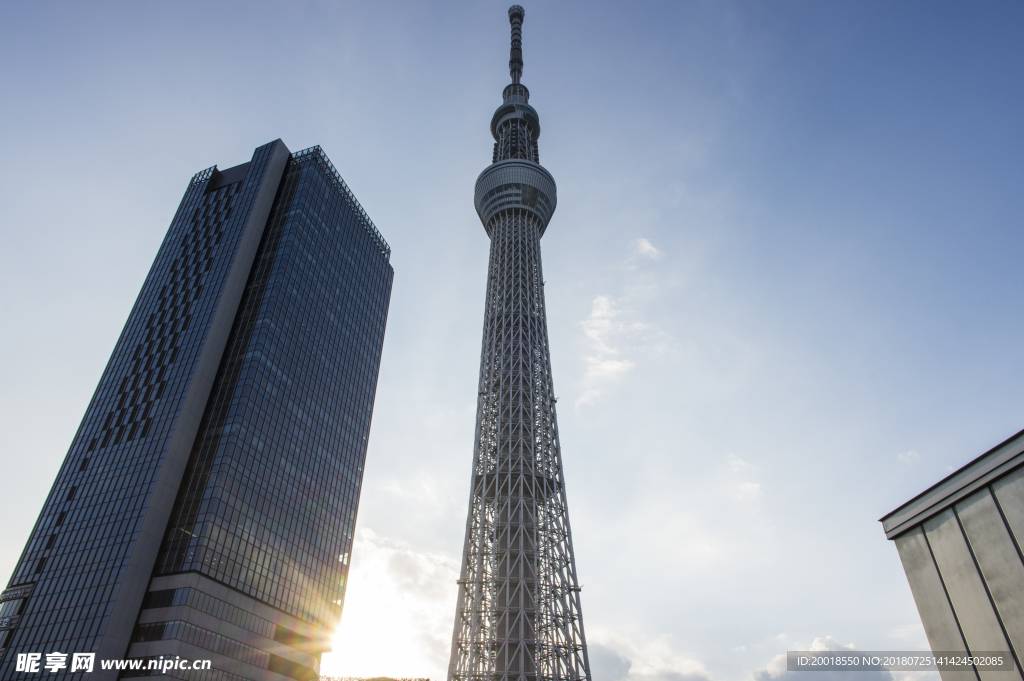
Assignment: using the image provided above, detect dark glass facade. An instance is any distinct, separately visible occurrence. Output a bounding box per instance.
[154,146,390,623]
[0,141,393,681]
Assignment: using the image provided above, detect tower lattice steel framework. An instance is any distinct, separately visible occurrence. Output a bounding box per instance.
[448,7,592,681]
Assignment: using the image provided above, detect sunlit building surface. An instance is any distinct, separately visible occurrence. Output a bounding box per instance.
[881,429,1024,681]
[0,140,393,681]
[447,7,592,681]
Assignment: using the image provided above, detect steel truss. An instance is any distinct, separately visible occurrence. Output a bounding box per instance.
[492,120,539,163]
[448,7,591,681]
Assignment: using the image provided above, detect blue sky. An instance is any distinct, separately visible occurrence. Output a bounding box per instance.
[2,2,1024,680]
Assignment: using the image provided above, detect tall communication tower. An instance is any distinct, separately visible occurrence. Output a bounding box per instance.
[448,7,592,681]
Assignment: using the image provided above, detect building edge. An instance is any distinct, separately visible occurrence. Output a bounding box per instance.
[880,429,1024,680]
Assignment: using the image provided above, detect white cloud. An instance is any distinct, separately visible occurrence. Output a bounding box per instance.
[378,470,451,513]
[576,295,646,408]
[809,636,857,651]
[754,637,894,681]
[751,637,938,681]
[897,450,921,465]
[727,453,751,473]
[589,631,711,681]
[726,454,763,501]
[631,237,664,260]
[589,643,633,681]
[734,481,762,501]
[322,528,458,680]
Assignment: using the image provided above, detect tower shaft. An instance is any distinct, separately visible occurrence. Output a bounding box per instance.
[449,7,591,681]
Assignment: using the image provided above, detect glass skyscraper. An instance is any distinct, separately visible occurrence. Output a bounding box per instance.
[0,140,393,681]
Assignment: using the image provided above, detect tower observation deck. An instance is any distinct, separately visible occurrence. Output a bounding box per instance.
[448,7,592,681]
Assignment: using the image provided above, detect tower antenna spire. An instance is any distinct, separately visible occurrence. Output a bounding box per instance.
[508,5,525,84]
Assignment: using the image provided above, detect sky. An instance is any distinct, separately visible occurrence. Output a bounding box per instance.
[2,1,1024,680]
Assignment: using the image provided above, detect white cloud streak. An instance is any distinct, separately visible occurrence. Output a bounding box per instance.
[576,295,646,408]
[589,631,711,681]
[631,237,663,260]
[897,450,921,465]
